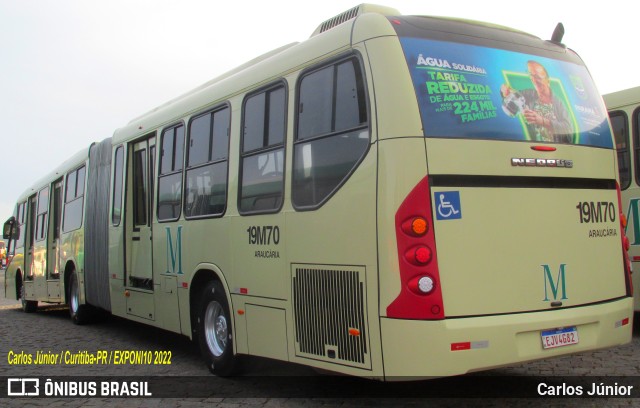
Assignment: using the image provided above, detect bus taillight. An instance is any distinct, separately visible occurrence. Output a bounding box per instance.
[402,217,428,236]
[405,246,432,265]
[387,176,445,320]
[408,275,435,295]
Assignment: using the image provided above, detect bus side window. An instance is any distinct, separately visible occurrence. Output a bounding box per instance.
[132,149,148,226]
[239,84,286,214]
[157,124,185,221]
[35,187,49,241]
[634,108,640,188]
[185,106,230,218]
[293,57,369,209]
[15,202,25,250]
[28,196,36,249]
[63,165,86,232]
[609,111,630,189]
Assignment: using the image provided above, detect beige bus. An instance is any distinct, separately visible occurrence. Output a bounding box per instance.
[3,4,633,379]
[604,86,640,311]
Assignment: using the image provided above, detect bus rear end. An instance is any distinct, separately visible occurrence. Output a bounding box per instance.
[372,15,633,378]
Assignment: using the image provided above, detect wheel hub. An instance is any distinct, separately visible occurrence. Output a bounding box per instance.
[204,301,228,357]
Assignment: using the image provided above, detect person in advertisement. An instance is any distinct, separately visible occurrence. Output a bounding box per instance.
[0,240,6,268]
[500,60,574,144]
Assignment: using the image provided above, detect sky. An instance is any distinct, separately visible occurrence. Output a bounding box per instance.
[1,0,638,223]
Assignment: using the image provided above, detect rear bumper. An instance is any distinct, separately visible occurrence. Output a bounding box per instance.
[380,297,633,378]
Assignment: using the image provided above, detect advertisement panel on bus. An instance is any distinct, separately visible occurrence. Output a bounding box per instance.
[401,38,612,148]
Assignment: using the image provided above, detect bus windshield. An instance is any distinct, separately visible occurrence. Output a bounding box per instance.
[397,33,612,148]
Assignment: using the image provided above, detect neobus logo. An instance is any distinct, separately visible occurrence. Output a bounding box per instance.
[511,158,573,168]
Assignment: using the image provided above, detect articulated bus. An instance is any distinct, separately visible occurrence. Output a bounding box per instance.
[604,86,640,311]
[3,4,633,379]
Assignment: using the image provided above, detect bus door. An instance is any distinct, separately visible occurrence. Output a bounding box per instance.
[126,136,156,320]
[46,179,63,301]
[33,186,49,299]
[23,195,37,299]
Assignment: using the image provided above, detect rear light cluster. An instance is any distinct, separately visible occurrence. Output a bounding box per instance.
[387,177,445,319]
[616,182,633,296]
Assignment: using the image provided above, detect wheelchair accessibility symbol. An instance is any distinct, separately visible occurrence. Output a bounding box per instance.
[435,191,462,220]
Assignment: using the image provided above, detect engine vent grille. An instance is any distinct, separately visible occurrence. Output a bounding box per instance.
[292,265,369,368]
[310,4,400,37]
[318,6,360,34]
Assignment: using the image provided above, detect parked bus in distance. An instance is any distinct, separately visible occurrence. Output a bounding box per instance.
[3,4,633,379]
[604,86,640,311]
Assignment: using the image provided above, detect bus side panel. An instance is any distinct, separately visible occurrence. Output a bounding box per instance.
[284,143,380,375]
[60,228,85,303]
[232,213,286,300]
[622,193,640,311]
[363,36,423,141]
[604,89,640,311]
[108,213,126,318]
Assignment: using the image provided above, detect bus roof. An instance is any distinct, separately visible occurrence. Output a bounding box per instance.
[603,86,640,110]
[16,145,92,203]
[111,17,361,146]
[111,4,550,148]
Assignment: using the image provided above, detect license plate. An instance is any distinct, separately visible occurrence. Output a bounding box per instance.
[541,326,579,349]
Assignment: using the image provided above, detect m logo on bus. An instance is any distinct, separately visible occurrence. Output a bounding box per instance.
[166,226,183,275]
[625,198,640,246]
[542,264,568,301]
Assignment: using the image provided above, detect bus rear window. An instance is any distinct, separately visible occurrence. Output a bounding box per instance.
[398,37,613,148]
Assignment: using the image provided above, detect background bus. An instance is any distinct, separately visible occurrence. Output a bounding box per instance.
[3,4,633,380]
[604,86,640,311]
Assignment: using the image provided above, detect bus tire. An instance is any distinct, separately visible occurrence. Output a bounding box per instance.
[20,281,38,313]
[197,280,237,376]
[69,270,90,325]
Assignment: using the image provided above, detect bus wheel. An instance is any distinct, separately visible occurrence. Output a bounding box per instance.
[197,280,236,376]
[69,270,89,325]
[20,282,37,313]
